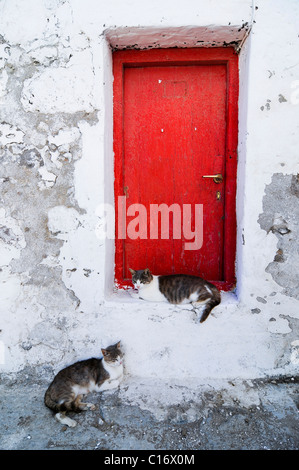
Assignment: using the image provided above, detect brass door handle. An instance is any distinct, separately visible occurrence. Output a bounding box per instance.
[202,173,223,184]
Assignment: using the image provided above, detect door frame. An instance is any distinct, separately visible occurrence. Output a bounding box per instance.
[113,48,239,291]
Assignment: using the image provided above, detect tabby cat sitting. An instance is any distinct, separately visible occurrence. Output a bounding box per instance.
[129,268,220,323]
[44,341,123,427]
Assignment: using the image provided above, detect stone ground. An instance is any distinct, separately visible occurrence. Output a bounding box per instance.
[0,372,298,451]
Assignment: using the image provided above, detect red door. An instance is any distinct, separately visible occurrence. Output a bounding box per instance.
[113,49,238,291]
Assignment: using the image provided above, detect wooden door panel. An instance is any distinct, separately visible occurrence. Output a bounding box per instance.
[113,49,238,291]
[124,65,226,280]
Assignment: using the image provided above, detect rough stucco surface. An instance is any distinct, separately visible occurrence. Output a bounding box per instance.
[0,0,105,371]
[258,173,299,300]
[0,0,299,383]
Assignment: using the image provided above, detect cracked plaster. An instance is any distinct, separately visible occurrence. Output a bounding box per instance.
[258,173,299,301]
[0,0,103,371]
[0,0,298,381]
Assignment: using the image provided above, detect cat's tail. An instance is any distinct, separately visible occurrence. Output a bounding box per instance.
[198,284,221,323]
[44,388,79,413]
[44,389,61,412]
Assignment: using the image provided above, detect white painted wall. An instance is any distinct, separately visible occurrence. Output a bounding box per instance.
[0,0,298,380]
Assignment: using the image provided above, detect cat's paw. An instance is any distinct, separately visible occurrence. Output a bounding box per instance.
[129,290,140,299]
[81,402,96,411]
[66,418,77,428]
[87,403,96,410]
[107,379,120,390]
[55,413,77,427]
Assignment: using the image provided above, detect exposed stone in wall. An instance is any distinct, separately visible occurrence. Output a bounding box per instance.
[258,173,299,300]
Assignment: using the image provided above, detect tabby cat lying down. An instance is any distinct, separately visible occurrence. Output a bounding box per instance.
[44,342,123,427]
[129,268,220,323]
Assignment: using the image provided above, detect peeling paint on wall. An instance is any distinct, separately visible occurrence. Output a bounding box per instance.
[0,14,101,363]
[0,112,92,306]
[258,173,299,300]
[0,0,299,380]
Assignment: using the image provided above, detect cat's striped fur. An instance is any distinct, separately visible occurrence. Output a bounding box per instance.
[129,268,220,323]
[44,342,123,427]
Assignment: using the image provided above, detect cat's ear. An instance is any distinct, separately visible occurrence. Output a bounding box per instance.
[116,341,121,349]
[101,348,108,356]
[144,268,151,274]
[129,268,136,274]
